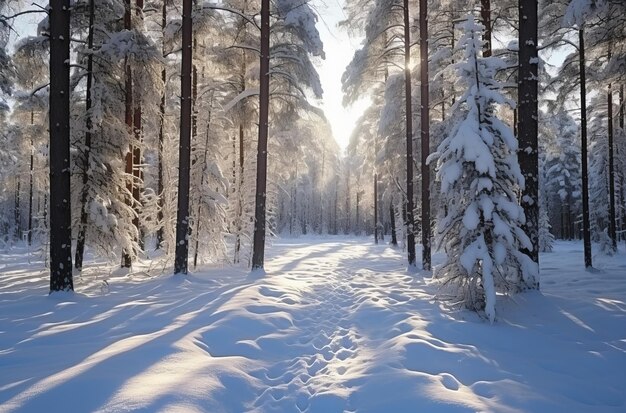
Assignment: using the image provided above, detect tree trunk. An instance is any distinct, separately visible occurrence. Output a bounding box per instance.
[49,0,73,291]
[122,0,133,268]
[174,0,193,274]
[617,85,626,241]
[356,188,360,235]
[333,177,338,235]
[75,0,95,269]
[28,135,34,245]
[607,78,616,250]
[14,177,20,239]
[420,0,431,270]
[156,0,167,250]
[480,0,491,57]
[404,0,416,267]
[374,174,378,244]
[518,0,540,279]
[133,0,143,249]
[579,28,592,268]
[390,199,398,246]
[251,0,270,270]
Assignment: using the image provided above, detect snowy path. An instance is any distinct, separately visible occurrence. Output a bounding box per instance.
[1,239,625,412]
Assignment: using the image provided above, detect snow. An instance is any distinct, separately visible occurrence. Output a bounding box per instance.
[1,238,626,412]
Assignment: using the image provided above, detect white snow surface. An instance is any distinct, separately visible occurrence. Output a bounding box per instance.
[1,238,625,412]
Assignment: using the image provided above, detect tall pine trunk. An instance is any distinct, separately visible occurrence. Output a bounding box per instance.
[617,85,626,241]
[156,0,167,250]
[390,199,398,246]
[122,0,133,267]
[49,0,73,291]
[518,0,540,281]
[132,0,144,249]
[174,0,193,274]
[14,178,20,239]
[419,0,430,270]
[607,48,616,250]
[579,28,592,267]
[374,174,378,244]
[251,0,270,270]
[75,0,95,270]
[404,0,416,267]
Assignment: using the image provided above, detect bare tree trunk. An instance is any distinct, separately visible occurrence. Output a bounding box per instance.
[356,187,360,235]
[617,85,626,241]
[49,0,73,291]
[75,0,95,269]
[251,0,270,270]
[390,199,398,246]
[345,172,350,234]
[14,178,20,239]
[133,0,144,249]
[607,48,617,250]
[156,0,166,250]
[122,0,133,268]
[404,0,416,267]
[420,0,431,270]
[480,0,491,57]
[333,177,338,235]
[28,121,34,245]
[234,124,244,263]
[374,173,378,244]
[319,144,325,234]
[174,0,193,274]
[579,28,592,268]
[518,0,540,279]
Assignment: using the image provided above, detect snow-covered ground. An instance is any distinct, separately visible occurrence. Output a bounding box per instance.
[1,238,625,413]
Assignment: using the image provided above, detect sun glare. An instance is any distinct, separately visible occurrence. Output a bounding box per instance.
[315,0,367,152]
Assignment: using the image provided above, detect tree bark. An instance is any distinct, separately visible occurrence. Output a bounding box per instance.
[75,0,95,269]
[374,173,378,244]
[14,177,20,239]
[617,85,626,241]
[404,0,416,267]
[420,0,431,270]
[133,0,143,249]
[579,28,592,268]
[122,0,133,268]
[390,199,398,246]
[480,0,491,57]
[156,0,166,250]
[607,73,616,250]
[174,0,193,274]
[28,129,34,245]
[251,0,270,270]
[49,0,73,291]
[518,0,540,279]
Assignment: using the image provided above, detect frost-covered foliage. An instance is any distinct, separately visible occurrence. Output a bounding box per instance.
[430,16,538,322]
[68,0,161,263]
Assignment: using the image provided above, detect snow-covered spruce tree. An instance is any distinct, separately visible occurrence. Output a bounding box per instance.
[429,16,538,322]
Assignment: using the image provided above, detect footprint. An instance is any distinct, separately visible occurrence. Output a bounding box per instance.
[440,373,460,391]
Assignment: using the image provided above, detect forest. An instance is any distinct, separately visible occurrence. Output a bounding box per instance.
[0,0,625,411]
[1,0,624,312]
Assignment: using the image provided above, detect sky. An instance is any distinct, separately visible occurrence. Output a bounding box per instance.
[312,0,369,151]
